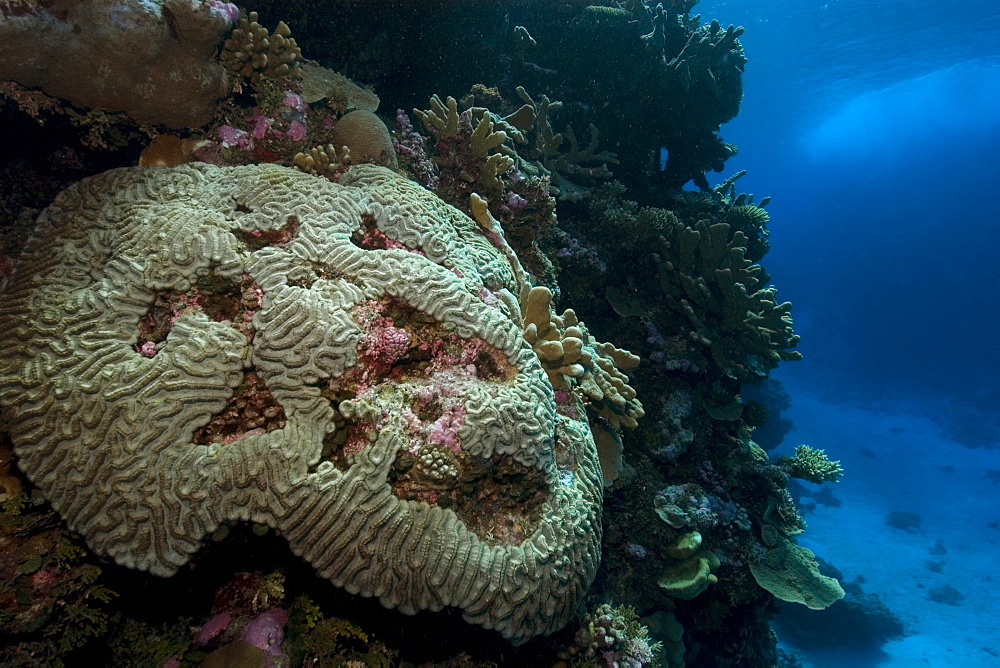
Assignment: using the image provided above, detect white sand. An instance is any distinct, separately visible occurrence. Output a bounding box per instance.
[772,383,1000,667]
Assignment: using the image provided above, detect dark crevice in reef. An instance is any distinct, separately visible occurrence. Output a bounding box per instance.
[135,271,263,356]
[191,369,287,446]
[234,214,300,251]
[389,449,549,546]
[94,522,564,666]
[350,211,414,252]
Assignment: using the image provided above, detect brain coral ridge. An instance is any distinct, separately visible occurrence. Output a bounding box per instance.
[0,163,604,644]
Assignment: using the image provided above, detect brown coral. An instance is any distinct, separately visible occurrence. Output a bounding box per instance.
[331,110,398,170]
[521,286,644,431]
[0,0,234,128]
[0,163,604,644]
[221,11,303,83]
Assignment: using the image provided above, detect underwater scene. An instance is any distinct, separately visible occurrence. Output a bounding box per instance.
[0,0,998,666]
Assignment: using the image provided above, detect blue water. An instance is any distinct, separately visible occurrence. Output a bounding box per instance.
[700,0,1000,441]
[695,1,1000,663]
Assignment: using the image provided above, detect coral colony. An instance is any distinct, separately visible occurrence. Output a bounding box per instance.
[0,1,846,665]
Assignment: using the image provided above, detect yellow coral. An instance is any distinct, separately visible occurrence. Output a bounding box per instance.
[658,532,720,600]
[521,286,643,430]
[414,95,515,190]
[293,144,351,179]
[222,12,303,84]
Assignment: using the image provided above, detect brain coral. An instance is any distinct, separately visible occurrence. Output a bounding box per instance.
[0,163,603,643]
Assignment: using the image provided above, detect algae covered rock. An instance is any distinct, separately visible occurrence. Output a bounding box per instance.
[0,163,603,643]
[0,0,237,128]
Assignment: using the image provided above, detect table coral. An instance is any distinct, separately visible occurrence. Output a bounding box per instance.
[0,163,604,644]
[750,533,845,610]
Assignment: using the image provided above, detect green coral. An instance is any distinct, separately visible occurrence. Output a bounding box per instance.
[779,445,844,484]
[750,534,845,610]
[653,215,800,381]
[658,531,720,600]
[657,549,720,600]
[583,183,799,383]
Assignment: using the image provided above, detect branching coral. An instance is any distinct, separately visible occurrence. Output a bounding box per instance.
[651,214,800,381]
[521,286,644,431]
[222,11,303,84]
[413,94,516,193]
[412,93,560,288]
[560,603,662,666]
[778,445,844,484]
[610,1,748,188]
[292,143,351,179]
[514,86,618,201]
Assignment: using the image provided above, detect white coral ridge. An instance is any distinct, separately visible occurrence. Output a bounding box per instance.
[0,163,603,644]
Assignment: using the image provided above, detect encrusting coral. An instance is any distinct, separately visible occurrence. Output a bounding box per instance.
[0,0,238,128]
[298,62,379,112]
[0,162,605,644]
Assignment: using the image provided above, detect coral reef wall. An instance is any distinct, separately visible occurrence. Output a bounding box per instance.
[0,1,844,665]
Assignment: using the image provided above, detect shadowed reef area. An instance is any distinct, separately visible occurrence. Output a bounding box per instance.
[0,1,871,665]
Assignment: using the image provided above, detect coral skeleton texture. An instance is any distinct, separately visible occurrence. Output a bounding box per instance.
[0,163,603,643]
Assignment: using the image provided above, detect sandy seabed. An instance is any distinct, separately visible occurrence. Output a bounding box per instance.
[773,382,1000,667]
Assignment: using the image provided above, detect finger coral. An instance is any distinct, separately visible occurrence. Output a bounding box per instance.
[0,163,604,644]
[521,286,644,431]
[221,11,303,83]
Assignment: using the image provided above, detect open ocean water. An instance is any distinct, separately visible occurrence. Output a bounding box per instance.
[703,0,1000,665]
